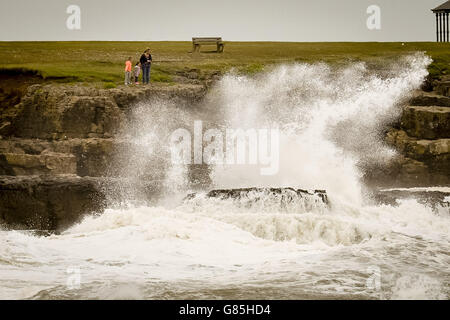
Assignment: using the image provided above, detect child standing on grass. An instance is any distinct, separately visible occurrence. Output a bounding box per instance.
[134,62,141,84]
[124,57,132,85]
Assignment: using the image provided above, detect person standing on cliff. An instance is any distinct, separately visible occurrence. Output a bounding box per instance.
[134,62,141,84]
[124,57,132,85]
[140,49,152,84]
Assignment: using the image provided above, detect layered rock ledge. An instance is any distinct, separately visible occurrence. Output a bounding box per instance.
[367,78,450,188]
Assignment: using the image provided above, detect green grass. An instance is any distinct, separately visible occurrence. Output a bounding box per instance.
[103,82,117,89]
[0,41,449,85]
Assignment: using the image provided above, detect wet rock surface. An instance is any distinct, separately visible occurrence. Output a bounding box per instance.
[205,187,328,204]
[186,187,329,213]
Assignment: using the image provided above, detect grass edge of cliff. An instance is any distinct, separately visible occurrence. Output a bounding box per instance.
[0,41,449,89]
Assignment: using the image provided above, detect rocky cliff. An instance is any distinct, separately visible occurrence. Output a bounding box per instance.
[0,82,206,230]
[0,83,206,176]
[365,78,450,187]
[0,76,448,230]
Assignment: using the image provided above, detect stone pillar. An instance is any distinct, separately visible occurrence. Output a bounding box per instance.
[444,13,446,42]
[442,12,447,42]
[436,12,439,42]
[447,12,450,42]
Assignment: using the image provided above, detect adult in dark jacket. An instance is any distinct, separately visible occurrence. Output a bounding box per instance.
[140,49,152,84]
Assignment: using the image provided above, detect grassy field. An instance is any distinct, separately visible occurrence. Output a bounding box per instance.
[0,41,449,86]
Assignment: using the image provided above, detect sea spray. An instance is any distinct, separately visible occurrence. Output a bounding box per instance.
[208,53,431,206]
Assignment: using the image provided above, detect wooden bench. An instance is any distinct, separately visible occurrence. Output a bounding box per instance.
[192,37,224,53]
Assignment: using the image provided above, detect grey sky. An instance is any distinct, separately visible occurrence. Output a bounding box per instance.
[0,0,445,41]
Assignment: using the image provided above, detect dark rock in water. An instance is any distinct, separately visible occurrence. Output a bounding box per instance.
[206,187,328,204]
[186,187,329,212]
[0,175,164,231]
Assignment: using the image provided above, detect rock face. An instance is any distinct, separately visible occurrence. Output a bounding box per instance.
[0,138,122,177]
[0,152,76,176]
[0,175,163,231]
[410,92,450,107]
[401,106,450,140]
[1,83,206,139]
[367,77,450,187]
[0,83,207,230]
[0,175,106,231]
[0,83,207,177]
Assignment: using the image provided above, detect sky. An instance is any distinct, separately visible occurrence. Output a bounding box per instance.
[0,0,446,41]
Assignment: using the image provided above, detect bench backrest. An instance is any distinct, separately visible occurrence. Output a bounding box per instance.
[192,37,223,43]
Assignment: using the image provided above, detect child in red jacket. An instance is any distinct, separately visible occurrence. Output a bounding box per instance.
[124,57,132,85]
